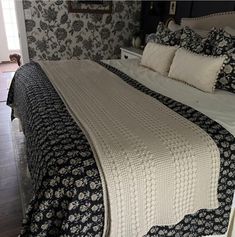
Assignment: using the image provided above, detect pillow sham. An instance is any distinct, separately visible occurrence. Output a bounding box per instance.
[208,28,234,55]
[146,33,159,44]
[146,22,182,46]
[208,28,235,93]
[214,48,235,94]
[168,48,226,93]
[141,42,178,75]
[180,27,211,54]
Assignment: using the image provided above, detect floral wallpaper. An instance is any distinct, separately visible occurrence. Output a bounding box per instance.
[23,0,141,60]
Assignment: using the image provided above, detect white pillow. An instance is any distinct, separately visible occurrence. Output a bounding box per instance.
[168,48,226,93]
[141,43,178,75]
[168,21,209,38]
[224,26,235,36]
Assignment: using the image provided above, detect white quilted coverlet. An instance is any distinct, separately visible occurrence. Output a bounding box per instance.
[39,60,220,237]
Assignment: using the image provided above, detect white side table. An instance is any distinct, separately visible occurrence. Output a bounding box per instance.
[120,47,143,60]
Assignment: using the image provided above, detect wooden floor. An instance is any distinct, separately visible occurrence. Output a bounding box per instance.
[0,103,22,235]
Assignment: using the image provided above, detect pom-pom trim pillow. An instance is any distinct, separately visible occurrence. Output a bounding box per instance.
[141,43,178,75]
[169,48,226,93]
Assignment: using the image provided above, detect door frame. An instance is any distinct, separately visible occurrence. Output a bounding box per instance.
[0,0,9,62]
[14,0,29,64]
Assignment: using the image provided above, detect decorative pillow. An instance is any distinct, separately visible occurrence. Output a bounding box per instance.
[146,22,182,46]
[146,33,158,44]
[208,28,234,55]
[141,42,178,75]
[214,48,235,94]
[208,28,235,93]
[168,48,226,93]
[180,27,211,54]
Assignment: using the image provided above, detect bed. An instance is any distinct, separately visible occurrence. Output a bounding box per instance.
[7,12,235,237]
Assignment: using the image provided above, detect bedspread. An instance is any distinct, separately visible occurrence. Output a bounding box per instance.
[7,61,235,237]
[39,59,220,236]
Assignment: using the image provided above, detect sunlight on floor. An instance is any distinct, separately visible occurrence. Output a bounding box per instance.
[0,63,18,102]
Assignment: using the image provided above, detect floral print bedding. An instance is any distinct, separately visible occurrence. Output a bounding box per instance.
[7,61,235,237]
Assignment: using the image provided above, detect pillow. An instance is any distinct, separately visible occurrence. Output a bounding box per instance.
[168,21,209,38]
[141,42,178,75]
[146,22,182,46]
[215,48,235,93]
[208,28,234,55]
[168,48,226,93]
[146,33,159,44]
[167,21,182,32]
[208,28,235,93]
[180,27,211,54]
[216,48,235,93]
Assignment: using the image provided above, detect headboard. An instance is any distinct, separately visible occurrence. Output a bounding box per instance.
[181,11,235,29]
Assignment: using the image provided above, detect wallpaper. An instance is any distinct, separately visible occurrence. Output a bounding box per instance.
[23,0,141,60]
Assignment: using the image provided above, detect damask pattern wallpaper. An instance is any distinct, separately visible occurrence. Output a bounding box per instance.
[23,0,141,60]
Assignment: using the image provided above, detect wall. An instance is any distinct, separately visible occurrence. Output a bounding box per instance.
[23,0,141,61]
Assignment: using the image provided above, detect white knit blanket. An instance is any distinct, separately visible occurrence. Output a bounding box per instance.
[38,60,220,237]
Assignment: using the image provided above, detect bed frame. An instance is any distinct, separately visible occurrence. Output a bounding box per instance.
[13,10,235,237]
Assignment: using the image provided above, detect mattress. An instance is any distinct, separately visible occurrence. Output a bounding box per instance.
[7,60,235,237]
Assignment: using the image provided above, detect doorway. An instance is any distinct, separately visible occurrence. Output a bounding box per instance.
[0,0,21,62]
[0,0,21,102]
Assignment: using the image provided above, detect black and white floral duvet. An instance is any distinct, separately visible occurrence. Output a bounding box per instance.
[7,61,235,237]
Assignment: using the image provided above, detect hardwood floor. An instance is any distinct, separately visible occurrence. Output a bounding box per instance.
[0,102,22,236]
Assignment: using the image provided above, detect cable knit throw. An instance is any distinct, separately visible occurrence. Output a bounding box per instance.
[38,60,220,237]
